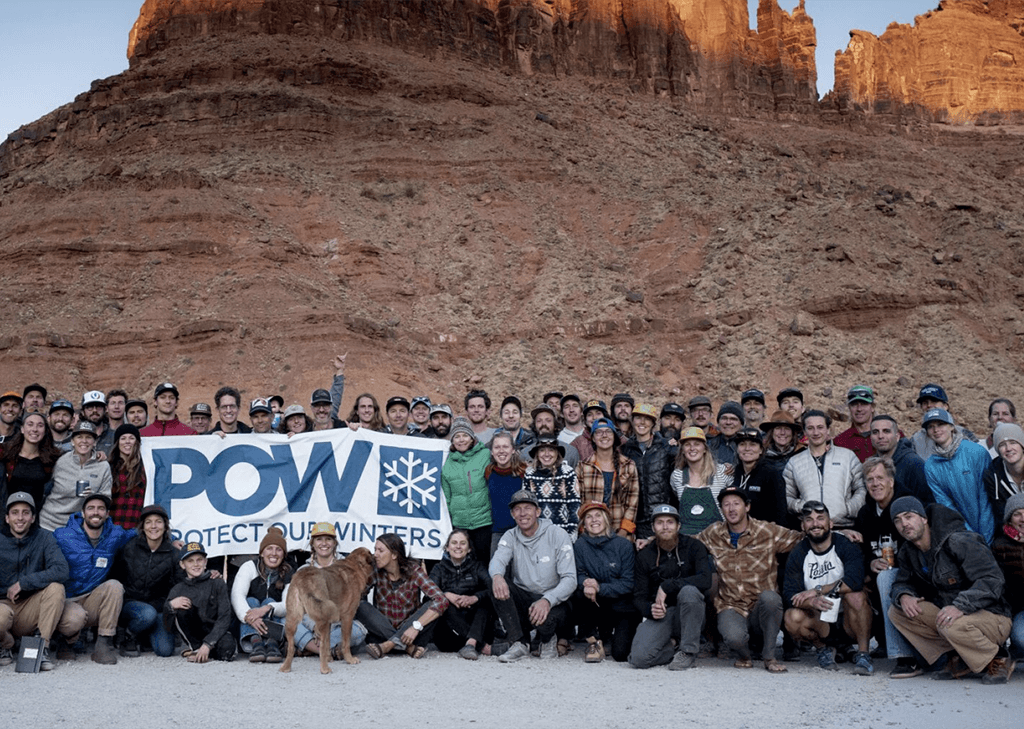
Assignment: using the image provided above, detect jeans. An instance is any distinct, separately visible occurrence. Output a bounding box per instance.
[119,600,175,657]
[1010,610,1024,660]
[238,597,287,652]
[293,611,367,652]
[876,567,914,659]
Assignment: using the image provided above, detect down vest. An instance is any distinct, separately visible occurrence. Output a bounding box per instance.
[620,433,677,540]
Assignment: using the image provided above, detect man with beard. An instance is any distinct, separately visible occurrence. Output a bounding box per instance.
[620,404,675,548]
[124,399,148,429]
[81,390,116,456]
[409,396,432,434]
[0,392,21,444]
[611,393,634,439]
[869,415,932,505]
[687,396,717,437]
[526,405,579,467]
[741,389,766,430]
[698,487,802,672]
[0,492,70,670]
[48,399,75,452]
[558,394,586,447]
[834,385,877,463]
[490,490,575,662]
[628,504,710,670]
[140,383,197,437]
[464,390,495,444]
[659,403,686,443]
[105,389,128,433]
[888,496,1013,683]
[498,396,535,452]
[423,404,453,440]
[54,493,135,664]
[783,501,873,675]
[22,384,47,415]
[248,398,274,434]
[309,389,343,432]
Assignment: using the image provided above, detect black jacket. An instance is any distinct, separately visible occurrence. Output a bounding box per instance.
[991,530,1024,614]
[620,433,677,540]
[983,457,1022,541]
[891,504,1009,617]
[632,536,711,619]
[429,553,490,601]
[114,534,181,610]
[0,523,69,596]
[732,461,788,526]
[164,571,233,647]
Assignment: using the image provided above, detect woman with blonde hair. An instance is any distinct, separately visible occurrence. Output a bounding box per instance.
[670,427,730,534]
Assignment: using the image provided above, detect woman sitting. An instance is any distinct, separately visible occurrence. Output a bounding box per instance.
[573,501,639,663]
[230,526,293,663]
[108,424,146,529]
[670,427,730,535]
[428,529,494,660]
[114,504,180,656]
[523,436,581,539]
[359,534,449,659]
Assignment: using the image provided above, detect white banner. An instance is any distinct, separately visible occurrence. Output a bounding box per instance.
[141,428,452,559]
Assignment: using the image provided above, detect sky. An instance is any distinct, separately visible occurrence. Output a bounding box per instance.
[0,0,940,139]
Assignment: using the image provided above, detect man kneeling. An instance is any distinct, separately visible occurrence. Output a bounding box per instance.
[783,500,874,674]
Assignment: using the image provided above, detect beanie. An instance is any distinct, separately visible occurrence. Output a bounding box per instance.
[450,416,476,442]
[890,496,926,522]
[1004,493,1024,524]
[260,526,287,554]
[717,401,745,425]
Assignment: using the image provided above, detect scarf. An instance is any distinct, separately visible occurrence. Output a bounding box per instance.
[935,428,963,460]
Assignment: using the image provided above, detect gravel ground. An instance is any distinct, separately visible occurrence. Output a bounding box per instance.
[7,649,1017,728]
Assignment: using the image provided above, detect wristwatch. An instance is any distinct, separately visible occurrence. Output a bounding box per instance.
[412,620,423,631]
[815,585,823,596]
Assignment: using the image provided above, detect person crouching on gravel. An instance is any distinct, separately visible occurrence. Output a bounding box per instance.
[164,542,235,662]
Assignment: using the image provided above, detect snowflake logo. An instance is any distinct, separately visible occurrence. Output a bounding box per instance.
[377,446,443,519]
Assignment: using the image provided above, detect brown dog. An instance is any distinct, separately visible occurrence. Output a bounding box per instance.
[279,546,376,674]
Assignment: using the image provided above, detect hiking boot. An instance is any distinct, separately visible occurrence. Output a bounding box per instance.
[890,657,923,679]
[816,646,839,671]
[39,646,55,672]
[932,653,972,680]
[668,651,696,671]
[0,647,13,666]
[539,637,558,659]
[120,632,140,658]
[457,645,479,661]
[91,635,118,665]
[498,641,530,663]
[981,656,1016,685]
[584,640,605,664]
[264,639,282,664]
[249,639,267,663]
[851,651,874,676]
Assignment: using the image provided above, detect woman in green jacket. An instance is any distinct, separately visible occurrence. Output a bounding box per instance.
[441,417,494,559]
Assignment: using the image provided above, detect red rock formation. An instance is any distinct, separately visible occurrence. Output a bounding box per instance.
[126,0,818,114]
[832,0,1024,123]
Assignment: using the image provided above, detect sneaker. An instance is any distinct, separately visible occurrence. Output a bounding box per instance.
[264,639,283,664]
[498,641,530,663]
[0,647,13,666]
[890,657,923,679]
[851,651,874,676]
[457,645,479,661]
[981,656,1016,685]
[249,640,267,663]
[539,637,558,660]
[39,646,54,672]
[120,632,140,658]
[490,641,510,657]
[668,651,696,671]
[816,646,839,671]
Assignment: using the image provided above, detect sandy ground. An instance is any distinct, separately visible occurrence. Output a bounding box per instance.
[6,649,1016,729]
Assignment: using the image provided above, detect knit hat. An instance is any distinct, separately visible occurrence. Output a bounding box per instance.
[717,401,745,424]
[993,422,1024,452]
[260,526,287,554]
[1004,493,1024,524]
[113,423,141,444]
[890,496,927,522]
[449,416,476,441]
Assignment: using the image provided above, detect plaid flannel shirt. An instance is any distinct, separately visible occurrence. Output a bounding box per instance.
[373,564,449,629]
[576,454,639,535]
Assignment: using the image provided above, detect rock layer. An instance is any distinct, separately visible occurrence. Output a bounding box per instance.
[832,0,1024,123]
[126,0,819,114]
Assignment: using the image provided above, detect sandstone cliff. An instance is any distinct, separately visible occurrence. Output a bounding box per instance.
[126,0,819,114]
[832,0,1024,123]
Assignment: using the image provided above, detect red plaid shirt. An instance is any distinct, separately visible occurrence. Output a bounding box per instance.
[110,471,146,529]
[373,564,448,629]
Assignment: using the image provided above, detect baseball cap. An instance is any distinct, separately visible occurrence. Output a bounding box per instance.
[583,399,609,417]
[509,489,540,509]
[49,399,74,415]
[0,391,23,405]
[180,542,208,559]
[717,486,751,505]
[283,404,306,419]
[686,395,712,410]
[679,426,707,443]
[249,397,272,415]
[740,389,765,405]
[22,383,47,400]
[632,403,658,421]
[660,402,686,419]
[385,396,410,412]
[847,385,874,405]
[776,387,803,404]
[429,403,453,417]
[6,491,36,512]
[82,390,106,407]
[72,421,99,438]
[155,382,179,398]
[410,396,432,410]
[189,402,213,416]
[916,383,948,404]
[310,389,332,406]
[650,504,680,521]
[922,408,954,427]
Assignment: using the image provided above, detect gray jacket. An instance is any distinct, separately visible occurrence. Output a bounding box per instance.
[39,451,112,531]
[784,442,865,528]
[489,518,576,607]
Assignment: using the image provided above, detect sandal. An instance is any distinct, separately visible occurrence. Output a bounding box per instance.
[733,658,753,669]
[764,658,788,673]
[406,644,427,659]
[365,643,384,660]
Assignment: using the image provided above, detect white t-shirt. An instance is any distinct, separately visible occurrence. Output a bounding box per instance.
[801,543,845,591]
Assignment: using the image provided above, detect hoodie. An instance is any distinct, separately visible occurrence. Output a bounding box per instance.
[489,518,575,607]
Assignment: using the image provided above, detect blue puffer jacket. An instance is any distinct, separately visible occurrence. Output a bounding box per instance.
[573,532,635,599]
[925,439,994,543]
[54,514,135,597]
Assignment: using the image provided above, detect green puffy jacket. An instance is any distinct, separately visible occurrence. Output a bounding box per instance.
[441,441,493,530]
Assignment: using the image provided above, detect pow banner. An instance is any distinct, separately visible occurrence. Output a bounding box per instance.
[141,428,452,559]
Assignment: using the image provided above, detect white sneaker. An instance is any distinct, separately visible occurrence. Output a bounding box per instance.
[498,641,530,663]
[540,637,558,659]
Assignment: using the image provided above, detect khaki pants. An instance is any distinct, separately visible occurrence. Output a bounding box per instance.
[889,600,1011,674]
[0,582,66,648]
[58,580,124,638]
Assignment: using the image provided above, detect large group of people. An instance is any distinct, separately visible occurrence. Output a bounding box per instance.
[0,361,1022,686]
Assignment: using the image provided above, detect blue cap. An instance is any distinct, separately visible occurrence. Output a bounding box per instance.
[922,408,954,427]
[589,418,617,435]
[917,383,948,404]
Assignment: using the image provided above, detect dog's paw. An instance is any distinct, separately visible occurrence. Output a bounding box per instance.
[278,665,291,673]
[345,656,360,665]
[320,666,333,675]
